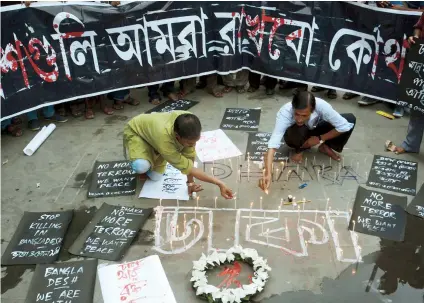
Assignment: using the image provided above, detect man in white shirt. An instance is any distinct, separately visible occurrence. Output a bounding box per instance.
[259,91,355,191]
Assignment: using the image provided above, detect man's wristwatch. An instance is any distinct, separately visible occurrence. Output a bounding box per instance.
[318,135,324,144]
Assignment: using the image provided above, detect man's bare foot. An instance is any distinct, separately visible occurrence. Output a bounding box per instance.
[394,146,406,154]
[167,93,178,101]
[318,144,341,161]
[291,152,303,163]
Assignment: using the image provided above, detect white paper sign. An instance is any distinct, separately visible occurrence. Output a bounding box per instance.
[98,255,177,303]
[196,129,242,162]
[139,163,190,200]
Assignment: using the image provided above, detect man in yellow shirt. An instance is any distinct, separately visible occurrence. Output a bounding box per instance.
[124,111,234,199]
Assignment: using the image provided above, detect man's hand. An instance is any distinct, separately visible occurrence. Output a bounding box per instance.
[188,183,203,195]
[408,36,418,45]
[219,184,233,199]
[110,1,120,7]
[258,172,271,192]
[301,136,320,149]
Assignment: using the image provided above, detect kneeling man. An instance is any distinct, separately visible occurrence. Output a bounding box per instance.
[260,91,355,191]
[124,110,233,199]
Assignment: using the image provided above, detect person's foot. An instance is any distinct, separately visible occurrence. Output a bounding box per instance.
[123,96,140,106]
[223,86,233,93]
[167,92,178,101]
[358,97,379,106]
[327,89,337,99]
[343,92,359,100]
[211,91,224,98]
[3,124,23,137]
[45,114,68,123]
[318,144,341,161]
[394,146,406,154]
[393,106,404,118]
[236,86,246,93]
[291,152,303,164]
[149,97,161,105]
[28,119,41,131]
[311,86,327,92]
[113,100,124,110]
[247,86,258,93]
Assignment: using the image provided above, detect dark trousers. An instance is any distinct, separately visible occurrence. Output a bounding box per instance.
[148,82,175,99]
[249,72,277,89]
[284,113,356,153]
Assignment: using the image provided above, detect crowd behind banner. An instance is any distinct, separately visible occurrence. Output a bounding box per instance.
[0,1,422,120]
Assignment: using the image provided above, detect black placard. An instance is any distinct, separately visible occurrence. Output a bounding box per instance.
[348,186,407,241]
[1,211,73,265]
[397,39,424,115]
[406,183,424,219]
[145,99,199,114]
[245,132,287,161]
[366,155,417,195]
[24,259,97,303]
[220,108,261,131]
[68,204,152,261]
[88,160,136,198]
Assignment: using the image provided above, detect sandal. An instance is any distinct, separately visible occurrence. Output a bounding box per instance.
[70,104,83,118]
[327,89,337,99]
[113,100,124,110]
[385,140,397,152]
[343,92,359,100]
[223,86,233,93]
[247,86,258,93]
[211,91,224,98]
[3,124,23,137]
[149,98,161,105]
[123,96,140,106]
[236,86,246,93]
[85,108,94,119]
[311,86,327,92]
[102,106,114,115]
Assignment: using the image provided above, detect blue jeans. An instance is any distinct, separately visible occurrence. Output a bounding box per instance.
[131,159,163,181]
[27,106,55,120]
[401,114,424,153]
[1,119,11,131]
[107,89,130,101]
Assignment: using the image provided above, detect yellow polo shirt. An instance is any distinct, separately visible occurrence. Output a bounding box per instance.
[124,111,196,175]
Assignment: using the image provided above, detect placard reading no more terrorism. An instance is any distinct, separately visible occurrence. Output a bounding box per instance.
[1,1,422,120]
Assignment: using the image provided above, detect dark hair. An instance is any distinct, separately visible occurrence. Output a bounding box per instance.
[174,113,202,139]
[292,91,316,112]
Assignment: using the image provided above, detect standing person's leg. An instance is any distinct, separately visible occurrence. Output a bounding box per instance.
[206,74,223,98]
[234,70,249,93]
[178,78,197,98]
[27,110,41,130]
[248,72,261,92]
[148,84,162,105]
[108,89,139,110]
[196,75,207,89]
[1,118,22,137]
[265,77,278,95]
[222,74,235,93]
[160,81,178,101]
[397,114,424,153]
[311,113,356,159]
[44,105,68,123]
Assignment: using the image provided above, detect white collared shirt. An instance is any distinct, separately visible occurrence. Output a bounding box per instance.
[267,97,354,149]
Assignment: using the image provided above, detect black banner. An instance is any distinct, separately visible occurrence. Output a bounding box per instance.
[1,1,421,120]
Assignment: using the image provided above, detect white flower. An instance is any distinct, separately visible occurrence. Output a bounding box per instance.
[207,250,220,265]
[201,284,220,295]
[231,288,246,302]
[226,252,235,262]
[242,283,258,296]
[212,289,223,300]
[252,276,265,288]
[221,289,236,303]
[218,252,227,263]
[193,259,207,271]
[190,270,206,282]
[255,268,269,281]
[194,279,208,291]
[228,245,243,255]
[241,248,259,260]
[253,257,271,271]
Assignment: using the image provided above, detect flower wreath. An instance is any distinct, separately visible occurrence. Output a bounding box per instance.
[191,246,271,303]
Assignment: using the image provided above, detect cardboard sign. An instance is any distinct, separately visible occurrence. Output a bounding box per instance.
[24,259,97,303]
[1,211,73,265]
[348,186,407,241]
[88,160,136,198]
[220,108,261,131]
[196,129,242,162]
[145,99,199,114]
[139,163,191,200]
[98,255,177,303]
[397,38,424,115]
[68,204,152,261]
[366,155,417,195]
[406,183,424,219]
[245,132,287,161]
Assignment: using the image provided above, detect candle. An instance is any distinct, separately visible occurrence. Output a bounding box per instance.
[201,215,204,225]
[304,240,308,251]
[297,164,299,174]
[317,169,320,182]
[356,161,359,172]
[287,170,291,181]
[330,157,332,166]
[170,240,173,251]
[278,205,281,219]
[234,197,237,209]
[229,158,233,170]
[313,156,316,165]
[177,197,179,208]
[297,205,301,225]
[322,163,324,172]
[215,196,218,208]
[237,169,240,182]
[302,171,304,181]
[249,202,253,224]
[176,225,179,238]
[196,196,199,208]
[194,224,197,241]
[305,158,308,167]
[352,220,356,233]
[340,248,344,259]
[159,199,162,207]
[184,214,187,227]
[260,196,263,209]
[211,167,214,178]
[280,198,283,208]
[285,217,288,229]
[314,210,318,222]
[302,198,306,211]
[334,172,336,183]
[266,228,270,246]
[325,198,330,211]
[322,216,325,225]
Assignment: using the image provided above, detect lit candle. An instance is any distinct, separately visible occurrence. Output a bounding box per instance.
[302,171,304,181]
[201,215,204,225]
[313,156,316,165]
[314,210,318,222]
[234,196,237,209]
[296,164,299,174]
[249,202,253,224]
[280,198,283,208]
[215,196,218,208]
[304,240,308,251]
[176,225,179,238]
[229,158,233,170]
[334,172,336,183]
[285,217,288,229]
[325,198,330,211]
[159,199,162,207]
[194,224,197,241]
[260,196,263,209]
[278,205,281,219]
[317,169,320,182]
[211,167,214,178]
[352,220,356,233]
[196,196,199,208]
[305,158,308,167]
[297,205,301,225]
[302,198,306,211]
[177,197,179,208]
[170,240,173,251]
[183,214,187,228]
[266,228,270,246]
[330,157,332,166]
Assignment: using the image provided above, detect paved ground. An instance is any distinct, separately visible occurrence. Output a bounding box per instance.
[1,86,423,303]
